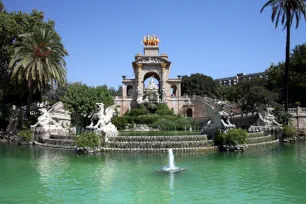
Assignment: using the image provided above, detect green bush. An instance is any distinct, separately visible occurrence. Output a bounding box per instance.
[214,129,226,146]
[156,104,174,115]
[174,118,193,130]
[283,125,296,139]
[17,129,33,142]
[75,132,100,148]
[151,119,176,130]
[214,128,248,146]
[127,104,149,116]
[112,117,128,130]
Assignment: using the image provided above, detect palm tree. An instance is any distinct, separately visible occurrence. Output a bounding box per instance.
[9,27,68,117]
[261,0,306,113]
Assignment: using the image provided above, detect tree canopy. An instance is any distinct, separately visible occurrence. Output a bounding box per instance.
[181,73,220,98]
[61,83,114,128]
[0,1,60,105]
[9,27,68,116]
[267,44,306,106]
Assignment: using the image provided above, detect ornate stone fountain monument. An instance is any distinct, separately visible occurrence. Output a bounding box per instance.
[201,101,236,139]
[86,103,120,141]
[31,101,75,139]
[115,35,189,116]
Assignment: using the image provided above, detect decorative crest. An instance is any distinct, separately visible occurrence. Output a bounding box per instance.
[142,34,160,46]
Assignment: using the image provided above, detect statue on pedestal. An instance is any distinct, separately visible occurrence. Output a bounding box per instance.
[87,103,119,139]
[201,101,235,139]
[248,105,282,132]
[31,108,63,130]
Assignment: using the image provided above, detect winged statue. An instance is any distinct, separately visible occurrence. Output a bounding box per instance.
[86,103,119,139]
[201,101,235,139]
[249,104,282,132]
[31,108,62,130]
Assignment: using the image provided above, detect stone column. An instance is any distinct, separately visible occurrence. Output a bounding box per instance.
[122,84,127,99]
[136,63,143,93]
[160,63,167,92]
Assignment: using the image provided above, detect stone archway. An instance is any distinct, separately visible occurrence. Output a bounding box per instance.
[143,72,161,90]
[187,108,193,118]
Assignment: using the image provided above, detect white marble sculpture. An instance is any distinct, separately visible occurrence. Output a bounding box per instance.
[248,105,282,132]
[137,57,164,64]
[87,103,119,138]
[201,101,235,138]
[136,86,143,104]
[31,108,63,131]
[147,76,158,90]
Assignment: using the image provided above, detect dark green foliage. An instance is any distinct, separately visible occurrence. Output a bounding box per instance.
[181,73,220,97]
[214,128,248,146]
[108,85,122,96]
[127,104,149,116]
[267,44,306,107]
[17,129,33,142]
[283,125,296,139]
[0,2,59,105]
[42,84,67,105]
[75,132,100,148]
[228,78,278,112]
[261,0,306,30]
[261,0,306,112]
[61,83,114,128]
[155,104,174,115]
[112,117,128,130]
[151,119,176,130]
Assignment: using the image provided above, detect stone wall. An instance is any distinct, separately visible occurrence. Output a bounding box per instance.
[289,107,306,130]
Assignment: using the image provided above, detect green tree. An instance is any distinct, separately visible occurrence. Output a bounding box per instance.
[0,2,57,105]
[261,0,306,113]
[9,27,68,117]
[108,85,122,96]
[267,44,306,106]
[61,83,114,128]
[230,78,278,112]
[181,73,220,97]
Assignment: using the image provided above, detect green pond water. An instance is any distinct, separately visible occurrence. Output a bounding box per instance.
[1,142,306,204]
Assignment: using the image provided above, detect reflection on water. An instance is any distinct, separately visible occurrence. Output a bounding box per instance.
[1,142,306,203]
[169,172,174,192]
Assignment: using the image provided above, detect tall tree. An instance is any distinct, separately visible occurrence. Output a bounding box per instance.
[0,1,58,107]
[9,27,68,117]
[61,83,114,128]
[261,0,306,113]
[267,44,306,106]
[181,73,220,98]
[228,78,278,112]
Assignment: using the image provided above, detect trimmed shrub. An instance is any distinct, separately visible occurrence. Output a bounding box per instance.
[127,104,149,116]
[151,119,176,130]
[17,129,33,142]
[75,132,100,148]
[112,117,128,130]
[174,118,193,130]
[214,128,248,146]
[156,104,174,115]
[283,125,296,139]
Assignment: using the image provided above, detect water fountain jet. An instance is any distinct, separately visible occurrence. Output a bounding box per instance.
[158,149,185,173]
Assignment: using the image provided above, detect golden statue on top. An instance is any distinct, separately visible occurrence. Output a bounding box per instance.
[142,34,160,46]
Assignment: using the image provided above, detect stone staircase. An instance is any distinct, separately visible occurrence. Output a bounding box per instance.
[246,132,278,145]
[37,134,76,148]
[104,135,215,152]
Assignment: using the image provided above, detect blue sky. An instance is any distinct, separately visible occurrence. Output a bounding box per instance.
[3,0,305,88]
